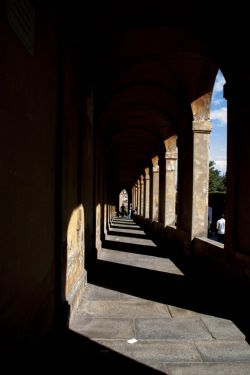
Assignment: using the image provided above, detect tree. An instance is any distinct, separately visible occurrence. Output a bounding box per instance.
[209,161,226,193]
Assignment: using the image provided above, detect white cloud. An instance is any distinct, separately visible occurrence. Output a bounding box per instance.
[210,107,227,125]
[214,160,227,174]
[212,98,224,106]
[210,70,227,174]
[213,72,226,93]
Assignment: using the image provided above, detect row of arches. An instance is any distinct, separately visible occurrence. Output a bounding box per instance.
[105,70,227,246]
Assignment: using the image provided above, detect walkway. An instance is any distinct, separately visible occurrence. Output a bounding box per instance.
[69,217,250,374]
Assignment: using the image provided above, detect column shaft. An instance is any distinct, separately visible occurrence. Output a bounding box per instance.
[192,120,212,238]
[144,168,150,219]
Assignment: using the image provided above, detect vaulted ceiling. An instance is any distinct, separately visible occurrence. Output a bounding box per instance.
[66,0,250,194]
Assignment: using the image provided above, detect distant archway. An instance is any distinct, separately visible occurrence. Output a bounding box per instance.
[119,189,128,215]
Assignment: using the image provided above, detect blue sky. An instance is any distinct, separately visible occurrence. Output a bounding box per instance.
[210,70,227,175]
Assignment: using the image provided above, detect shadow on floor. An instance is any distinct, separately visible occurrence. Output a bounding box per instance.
[3,331,165,374]
[88,241,250,345]
[102,238,158,256]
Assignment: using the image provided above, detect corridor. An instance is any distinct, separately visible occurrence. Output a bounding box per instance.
[69,217,250,374]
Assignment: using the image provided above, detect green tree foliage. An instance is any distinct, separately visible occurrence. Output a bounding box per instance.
[209,161,226,193]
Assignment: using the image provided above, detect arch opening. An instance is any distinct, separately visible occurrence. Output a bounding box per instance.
[208,69,227,243]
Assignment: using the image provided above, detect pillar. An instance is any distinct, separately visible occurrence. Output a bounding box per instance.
[192,120,212,238]
[132,186,135,208]
[137,179,141,214]
[151,156,159,222]
[144,168,150,218]
[140,175,144,216]
[164,136,178,226]
[135,183,138,211]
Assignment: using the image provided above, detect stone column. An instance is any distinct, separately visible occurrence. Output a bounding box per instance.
[144,168,150,219]
[104,203,107,234]
[140,175,144,216]
[132,186,135,208]
[164,136,178,226]
[135,182,139,213]
[137,179,141,214]
[152,156,159,222]
[192,120,212,238]
[135,183,138,212]
[149,166,153,220]
[158,150,166,224]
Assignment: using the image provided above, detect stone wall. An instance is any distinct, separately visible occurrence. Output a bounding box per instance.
[66,206,86,314]
[0,2,58,341]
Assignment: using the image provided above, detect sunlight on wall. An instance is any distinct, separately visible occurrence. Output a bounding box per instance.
[96,203,101,250]
[66,204,85,310]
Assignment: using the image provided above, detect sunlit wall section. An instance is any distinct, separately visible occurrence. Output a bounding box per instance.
[66,204,85,313]
[164,135,178,226]
[96,203,101,250]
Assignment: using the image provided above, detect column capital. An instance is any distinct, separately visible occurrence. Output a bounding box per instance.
[152,156,159,169]
[192,120,212,133]
[145,167,150,178]
[165,151,178,160]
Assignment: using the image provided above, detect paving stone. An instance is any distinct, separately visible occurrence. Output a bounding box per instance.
[168,305,204,318]
[95,340,202,363]
[111,226,142,231]
[98,250,130,263]
[70,317,135,339]
[165,362,250,375]
[144,362,168,373]
[110,227,146,235]
[119,292,150,301]
[100,250,183,273]
[123,257,162,270]
[150,259,184,275]
[111,221,140,228]
[77,300,170,318]
[201,315,245,340]
[135,317,213,340]
[195,340,250,362]
[80,284,121,300]
[106,234,156,246]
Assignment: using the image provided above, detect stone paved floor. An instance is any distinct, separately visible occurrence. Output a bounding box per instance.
[69,217,250,374]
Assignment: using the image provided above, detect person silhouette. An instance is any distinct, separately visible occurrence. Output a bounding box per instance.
[216,214,225,243]
[120,204,126,217]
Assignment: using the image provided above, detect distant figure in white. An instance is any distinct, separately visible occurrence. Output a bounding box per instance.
[128,203,133,219]
[216,214,225,243]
